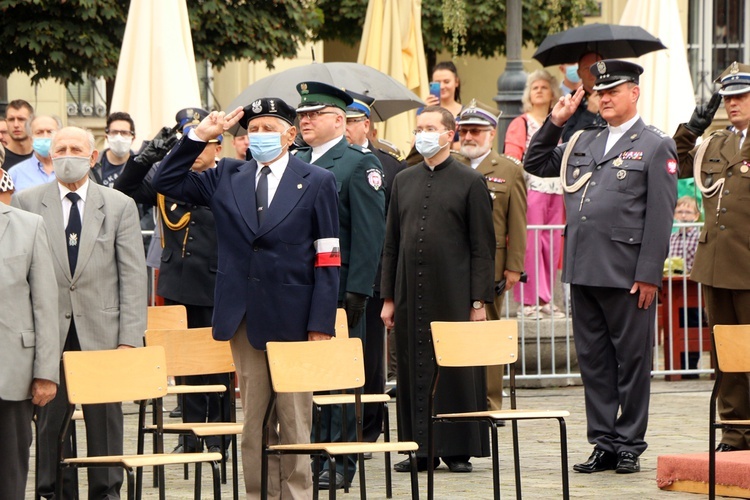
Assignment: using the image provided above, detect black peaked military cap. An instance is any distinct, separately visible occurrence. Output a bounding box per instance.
[345,90,375,118]
[238,98,297,129]
[175,107,209,132]
[590,59,644,91]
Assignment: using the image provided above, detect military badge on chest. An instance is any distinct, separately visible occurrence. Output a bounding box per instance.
[68,233,78,247]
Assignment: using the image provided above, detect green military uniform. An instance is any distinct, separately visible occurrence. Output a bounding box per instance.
[295,82,386,486]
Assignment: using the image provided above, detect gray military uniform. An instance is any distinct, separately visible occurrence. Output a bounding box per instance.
[524,117,677,455]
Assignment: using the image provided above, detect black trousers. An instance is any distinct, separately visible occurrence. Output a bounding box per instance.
[0,398,34,500]
[163,300,231,450]
[363,292,386,443]
[37,322,124,500]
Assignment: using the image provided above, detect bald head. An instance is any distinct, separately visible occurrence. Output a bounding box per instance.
[50,126,96,158]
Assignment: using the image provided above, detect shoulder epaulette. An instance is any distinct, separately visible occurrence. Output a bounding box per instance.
[378,148,404,162]
[498,153,522,166]
[349,144,371,154]
[645,125,669,138]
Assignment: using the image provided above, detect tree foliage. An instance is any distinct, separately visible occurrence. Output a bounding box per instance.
[315,0,598,63]
[0,0,322,85]
[0,0,594,86]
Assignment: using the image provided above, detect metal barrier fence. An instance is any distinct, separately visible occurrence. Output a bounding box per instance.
[143,222,710,384]
[495,222,709,383]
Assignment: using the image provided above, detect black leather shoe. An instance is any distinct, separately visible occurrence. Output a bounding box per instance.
[169,405,182,418]
[716,443,741,452]
[393,457,440,472]
[208,445,228,461]
[444,459,473,473]
[572,449,617,473]
[318,470,346,489]
[615,451,640,474]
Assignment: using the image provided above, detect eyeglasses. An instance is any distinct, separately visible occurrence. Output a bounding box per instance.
[412,128,449,135]
[457,127,492,136]
[297,110,338,121]
[106,129,134,138]
[675,210,697,215]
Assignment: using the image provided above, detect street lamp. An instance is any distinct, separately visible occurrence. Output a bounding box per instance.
[494,0,526,151]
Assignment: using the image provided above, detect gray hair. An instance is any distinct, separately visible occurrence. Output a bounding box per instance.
[26,114,63,136]
[50,126,97,155]
[521,70,562,113]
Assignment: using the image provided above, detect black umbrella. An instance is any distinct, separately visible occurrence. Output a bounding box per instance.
[532,23,667,67]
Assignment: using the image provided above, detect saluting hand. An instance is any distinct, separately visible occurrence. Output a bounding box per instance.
[550,86,585,127]
[193,107,244,142]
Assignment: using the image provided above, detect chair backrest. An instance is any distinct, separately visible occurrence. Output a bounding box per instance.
[147,305,187,330]
[713,325,750,373]
[63,346,168,405]
[335,308,349,339]
[430,320,518,367]
[266,338,365,393]
[144,327,236,377]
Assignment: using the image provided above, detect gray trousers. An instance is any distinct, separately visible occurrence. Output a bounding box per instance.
[571,285,655,456]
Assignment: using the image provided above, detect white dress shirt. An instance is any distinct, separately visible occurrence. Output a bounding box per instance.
[256,153,290,206]
[59,178,90,228]
[604,114,640,155]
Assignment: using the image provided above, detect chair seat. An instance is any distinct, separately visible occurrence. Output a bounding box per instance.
[63,451,222,467]
[436,409,570,420]
[168,384,227,395]
[716,419,750,426]
[191,423,244,437]
[313,393,390,405]
[270,441,418,455]
[146,422,242,433]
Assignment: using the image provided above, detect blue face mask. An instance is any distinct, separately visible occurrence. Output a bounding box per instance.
[248,130,288,164]
[33,137,52,158]
[566,64,581,84]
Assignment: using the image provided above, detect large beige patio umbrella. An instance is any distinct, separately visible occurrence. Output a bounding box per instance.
[619,0,695,135]
[358,0,429,154]
[111,0,201,147]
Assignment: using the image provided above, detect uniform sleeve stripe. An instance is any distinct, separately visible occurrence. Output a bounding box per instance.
[314,238,341,267]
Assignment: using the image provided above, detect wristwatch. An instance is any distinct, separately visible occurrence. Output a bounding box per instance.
[472,300,483,310]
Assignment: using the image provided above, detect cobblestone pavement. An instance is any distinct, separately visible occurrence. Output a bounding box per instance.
[28,377,717,499]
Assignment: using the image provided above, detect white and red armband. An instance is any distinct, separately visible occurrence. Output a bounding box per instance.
[314,238,341,267]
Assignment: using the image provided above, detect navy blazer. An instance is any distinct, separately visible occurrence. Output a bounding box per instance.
[152,137,340,349]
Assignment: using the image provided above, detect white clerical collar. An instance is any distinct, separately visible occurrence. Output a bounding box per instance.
[311,135,344,163]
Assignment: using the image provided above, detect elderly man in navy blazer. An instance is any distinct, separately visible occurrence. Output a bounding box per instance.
[152,98,340,499]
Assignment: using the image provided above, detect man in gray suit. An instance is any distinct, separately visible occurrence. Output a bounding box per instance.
[0,159,60,500]
[524,60,677,474]
[13,126,147,499]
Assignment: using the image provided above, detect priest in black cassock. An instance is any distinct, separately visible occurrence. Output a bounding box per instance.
[381,105,495,473]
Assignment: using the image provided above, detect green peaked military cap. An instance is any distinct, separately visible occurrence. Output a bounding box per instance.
[296,81,353,112]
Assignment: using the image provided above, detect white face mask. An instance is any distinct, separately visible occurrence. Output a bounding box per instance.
[53,156,91,183]
[415,131,449,158]
[108,135,133,158]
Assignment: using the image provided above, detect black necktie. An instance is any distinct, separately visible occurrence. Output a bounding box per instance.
[256,166,271,224]
[66,192,82,274]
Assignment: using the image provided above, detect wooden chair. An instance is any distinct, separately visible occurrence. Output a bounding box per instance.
[428,320,570,500]
[147,305,188,330]
[709,325,750,499]
[57,346,221,500]
[141,327,241,500]
[311,309,395,495]
[263,337,419,499]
